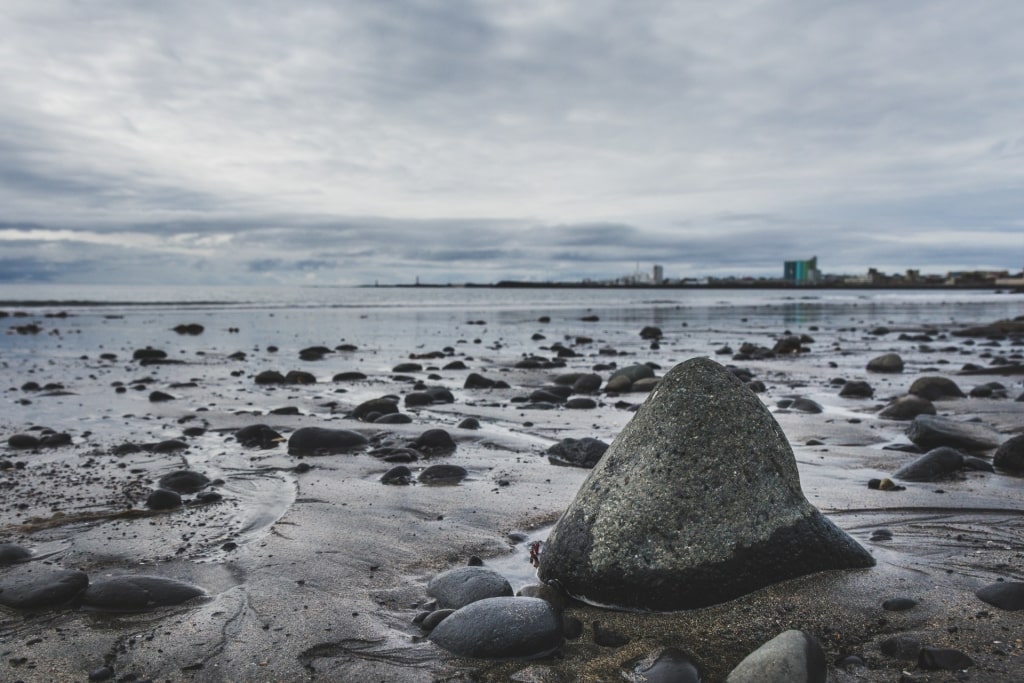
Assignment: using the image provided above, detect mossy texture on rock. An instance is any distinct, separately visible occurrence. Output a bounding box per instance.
[538,357,874,611]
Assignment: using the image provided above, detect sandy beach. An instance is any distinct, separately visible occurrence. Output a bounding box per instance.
[2,286,1023,682]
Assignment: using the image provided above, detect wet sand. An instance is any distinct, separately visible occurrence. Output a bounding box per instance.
[1,292,1022,681]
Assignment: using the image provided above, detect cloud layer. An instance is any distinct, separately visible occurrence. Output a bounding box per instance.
[1,1,1021,284]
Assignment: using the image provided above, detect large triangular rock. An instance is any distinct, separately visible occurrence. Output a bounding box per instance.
[538,357,873,611]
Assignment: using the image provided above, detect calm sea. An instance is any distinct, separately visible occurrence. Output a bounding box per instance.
[1,284,1020,361]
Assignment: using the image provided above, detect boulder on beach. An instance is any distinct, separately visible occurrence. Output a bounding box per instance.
[538,357,874,611]
[428,596,563,660]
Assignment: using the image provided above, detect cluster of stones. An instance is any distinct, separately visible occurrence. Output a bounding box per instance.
[0,542,205,612]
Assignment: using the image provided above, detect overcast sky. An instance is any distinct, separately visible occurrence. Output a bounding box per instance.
[1,0,1022,285]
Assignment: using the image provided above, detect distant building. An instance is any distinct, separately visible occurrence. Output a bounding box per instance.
[653,264,664,285]
[783,256,821,285]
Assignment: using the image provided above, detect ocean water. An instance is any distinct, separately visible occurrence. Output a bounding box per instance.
[2,284,1019,358]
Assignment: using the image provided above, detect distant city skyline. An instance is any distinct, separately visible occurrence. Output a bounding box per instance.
[1,1,1022,286]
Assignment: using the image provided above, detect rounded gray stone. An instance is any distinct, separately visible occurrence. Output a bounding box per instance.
[0,543,32,566]
[538,357,874,611]
[725,630,826,683]
[428,596,563,660]
[427,566,513,609]
[879,395,936,420]
[908,376,966,400]
[994,434,1024,471]
[867,353,904,373]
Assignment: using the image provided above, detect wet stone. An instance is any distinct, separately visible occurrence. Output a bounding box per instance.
[906,414,1001,452]
[157,470,211,494]
[381,465,413,485]
[867,353,904,373]
[427,566,513,609]
[908,376,966,401]
[882,597,918,611]
[976,582,1024,610]
[629,647,702,683]
[725,630,826,683]
[893,447,966,482]
[413,428,456,455]
[839,380,873,398]
[993,434,1024,471]
[8,433,40,449]
[418,464,468,485]
[428,596,563,660]
[235,424,283,449]
[82,575,205,612]
[546,437,609,469]
[917,646,973,671]
[0,543,32,565]
[145,489,182,510]
[878,395,936,420]
[352,397,400,421]
[288,427,368,455]
[539,357,873,611]
[0,565,89,609]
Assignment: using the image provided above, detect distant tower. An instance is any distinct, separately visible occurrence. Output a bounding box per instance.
[653,264,664,285]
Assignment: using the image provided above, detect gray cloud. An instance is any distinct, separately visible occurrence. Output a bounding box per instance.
[0,0,1021,285]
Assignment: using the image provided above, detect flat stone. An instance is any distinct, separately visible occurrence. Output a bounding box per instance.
[725,630,826,683]
[287,427,368,455]
[906,414,1001,452]
[429,596,563,659]
[427,566,513,609]
[538,357,874,611]
[0,565,89,609]
[82,575,205,611]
